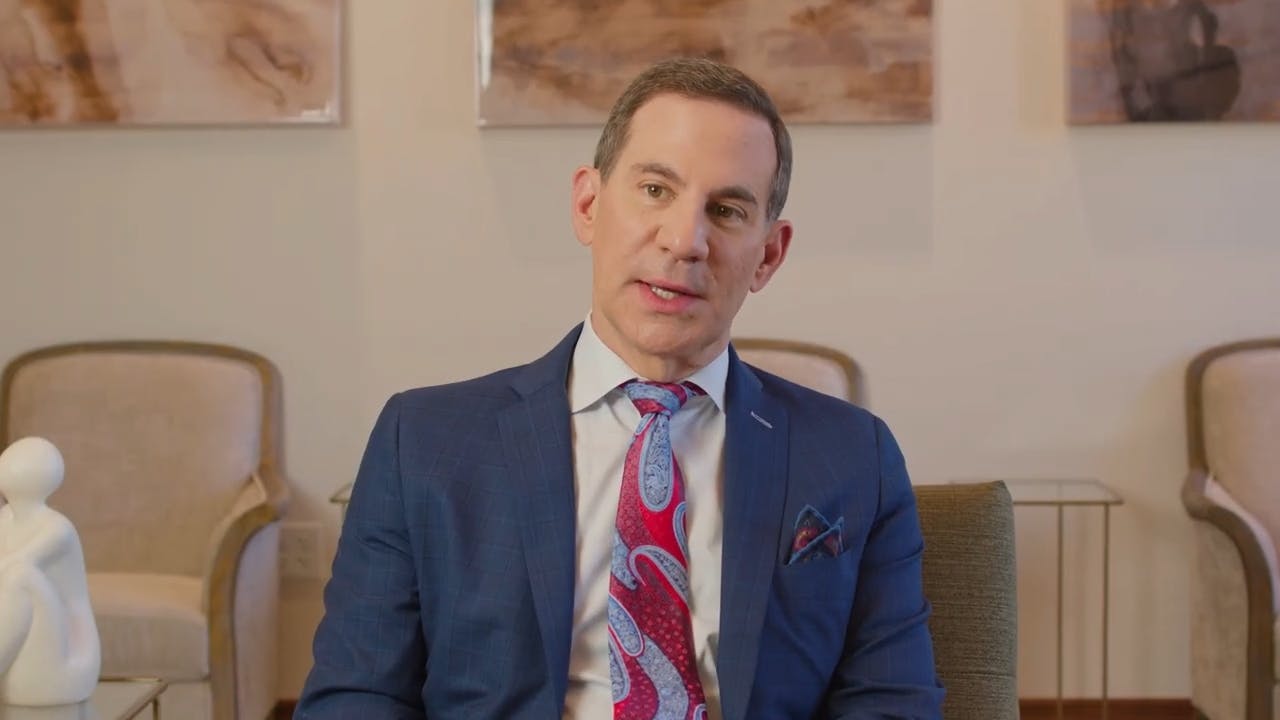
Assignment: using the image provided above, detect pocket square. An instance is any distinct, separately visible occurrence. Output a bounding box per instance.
[787,505,844,565]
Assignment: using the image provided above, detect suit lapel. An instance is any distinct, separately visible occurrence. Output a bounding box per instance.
[717,352,790,720]
[498,326,581,712]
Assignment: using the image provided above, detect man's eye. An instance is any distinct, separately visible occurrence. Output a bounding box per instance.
[714,204,742,220]
[643,184,666,199]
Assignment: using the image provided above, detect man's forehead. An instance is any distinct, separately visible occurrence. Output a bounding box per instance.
[628,93,772,136]
[619,95,776,187]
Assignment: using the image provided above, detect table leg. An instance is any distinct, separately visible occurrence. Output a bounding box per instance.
[1102,504,1111,720]
[1057,504,1064,720]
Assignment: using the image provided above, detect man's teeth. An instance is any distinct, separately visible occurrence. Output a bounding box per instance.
[650,285,679,300]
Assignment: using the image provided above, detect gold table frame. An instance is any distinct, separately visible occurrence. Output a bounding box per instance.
[98,677,166,720]
[0,678,165,720]
[330,482,352,519]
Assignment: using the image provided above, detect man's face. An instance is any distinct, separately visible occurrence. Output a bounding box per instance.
[571,93,792,380]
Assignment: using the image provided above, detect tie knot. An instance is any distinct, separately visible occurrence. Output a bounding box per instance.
[622,380,704,417]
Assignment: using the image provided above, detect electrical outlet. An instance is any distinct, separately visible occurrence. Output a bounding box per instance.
[280,522,323,579]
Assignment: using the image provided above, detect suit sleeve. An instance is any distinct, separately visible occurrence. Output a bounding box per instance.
[295,393,428,719]
[823,416,945,719]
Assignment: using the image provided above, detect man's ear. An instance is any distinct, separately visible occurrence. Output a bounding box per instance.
[571,166,601,247]
[750,219,793,292]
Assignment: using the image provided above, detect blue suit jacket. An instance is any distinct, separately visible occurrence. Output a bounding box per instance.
[297,326,943,719]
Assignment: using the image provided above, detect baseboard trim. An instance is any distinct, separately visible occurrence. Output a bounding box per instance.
[1019,698,1195,719]
[275,697,1195,719]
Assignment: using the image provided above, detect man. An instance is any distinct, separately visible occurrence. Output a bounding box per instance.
[297,57,943,719]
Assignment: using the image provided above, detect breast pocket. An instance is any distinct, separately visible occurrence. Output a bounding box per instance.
[781,547,858,605]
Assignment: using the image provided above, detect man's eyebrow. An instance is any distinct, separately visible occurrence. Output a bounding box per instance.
[711,185,759,207]
[631,162,685,187]
[632,162,760,207]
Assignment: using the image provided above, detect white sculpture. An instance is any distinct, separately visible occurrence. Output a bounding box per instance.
[0,437,100,707]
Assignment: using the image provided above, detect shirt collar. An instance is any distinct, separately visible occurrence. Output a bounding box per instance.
[568,313,729,414]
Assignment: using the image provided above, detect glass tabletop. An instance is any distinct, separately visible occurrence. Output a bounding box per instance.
[0,679,166,720]
[995,478,1123,506]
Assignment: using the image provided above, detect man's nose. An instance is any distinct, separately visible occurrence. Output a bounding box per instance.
[656,200,710,262]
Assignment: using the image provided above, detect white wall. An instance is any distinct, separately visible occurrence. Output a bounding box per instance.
[2,0,1276,702]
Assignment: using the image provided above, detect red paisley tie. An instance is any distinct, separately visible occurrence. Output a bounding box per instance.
[608,380,707,720]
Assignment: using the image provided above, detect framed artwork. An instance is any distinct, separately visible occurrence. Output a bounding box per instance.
[1068,0,1280,123]
[475,0,934,126]
[0,0,343,127]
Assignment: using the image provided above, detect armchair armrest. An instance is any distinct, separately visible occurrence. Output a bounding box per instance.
[1199,474,1280,613]
[202,469,289,611]
[1183,468,1275,720]
[200,467,289,718]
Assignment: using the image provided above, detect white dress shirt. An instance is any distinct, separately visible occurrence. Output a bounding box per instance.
[562,314,728,720]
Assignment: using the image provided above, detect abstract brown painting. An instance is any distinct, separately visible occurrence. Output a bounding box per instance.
[475,0,934,126]
[0,0,342,126]
[1069,0,1280,123]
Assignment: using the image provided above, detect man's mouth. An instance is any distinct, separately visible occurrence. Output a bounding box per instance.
[649,284,681,300]
[643,280,699,300]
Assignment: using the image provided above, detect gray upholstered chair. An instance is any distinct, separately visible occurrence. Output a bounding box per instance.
[916,481,1019,720]
[1183,338,1280,720]
[733,338,862,404]
[0,341,289,720]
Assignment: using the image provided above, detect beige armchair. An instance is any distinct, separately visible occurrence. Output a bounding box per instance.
[1183,338,1280,720]
[733,338,863,404]
[0,341,289,720]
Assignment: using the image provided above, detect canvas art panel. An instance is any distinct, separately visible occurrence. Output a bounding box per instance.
[1069,0,1280,123]
[0,0,342,126]
[475,0,934,126]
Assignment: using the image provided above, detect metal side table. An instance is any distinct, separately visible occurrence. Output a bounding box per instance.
[1004,478,1123,720]
[330,481,353,520]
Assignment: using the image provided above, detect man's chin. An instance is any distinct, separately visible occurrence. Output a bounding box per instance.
[633,330,723,363]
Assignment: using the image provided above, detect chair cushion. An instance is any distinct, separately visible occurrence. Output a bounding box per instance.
[88,573,208,680]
